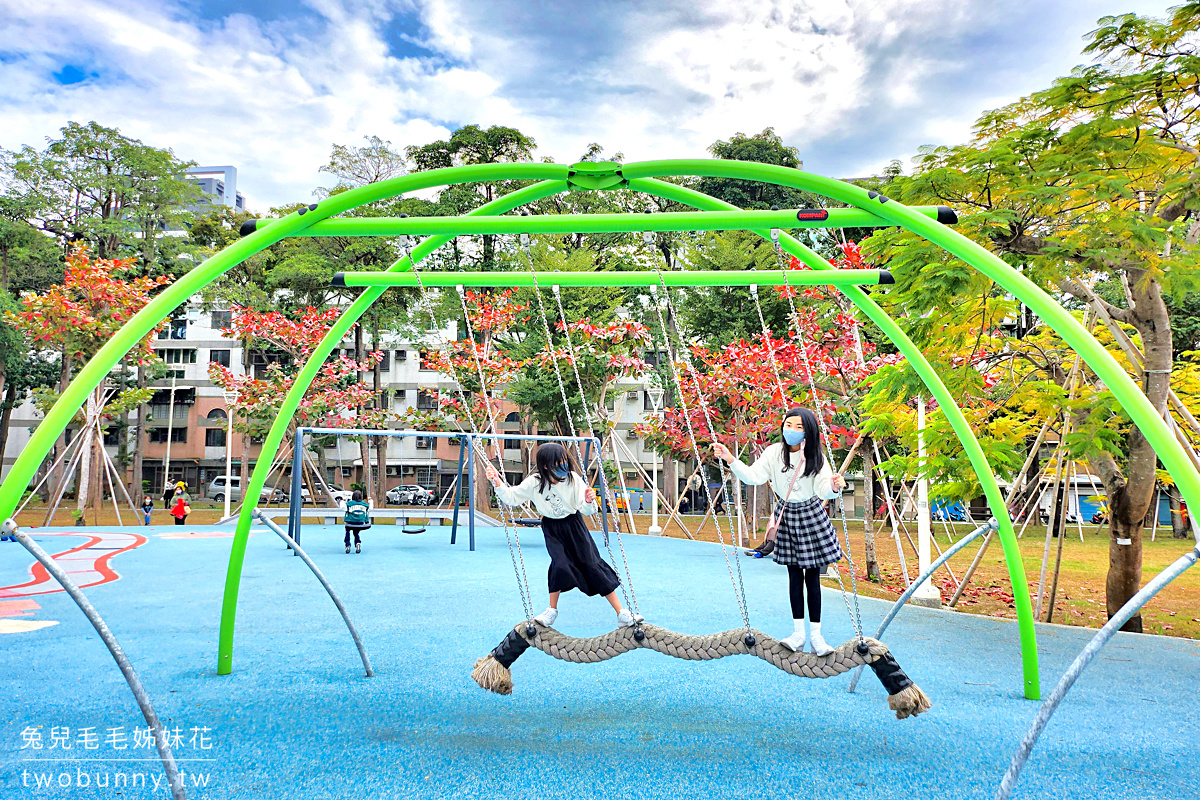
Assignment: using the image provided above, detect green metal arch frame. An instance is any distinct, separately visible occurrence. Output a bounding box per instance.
[8,160,1196,703]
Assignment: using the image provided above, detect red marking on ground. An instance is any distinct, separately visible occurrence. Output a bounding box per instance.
[0,598,41,617]
[0,530,148,598]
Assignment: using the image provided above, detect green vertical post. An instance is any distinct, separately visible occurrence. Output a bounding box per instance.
[626,174,1042,699]
[215,178,570,674]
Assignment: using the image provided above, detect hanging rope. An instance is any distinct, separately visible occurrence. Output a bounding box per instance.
[517,232,638,616]
[648,276,753,636]
[399,234,535,622]
[770,232,865,640]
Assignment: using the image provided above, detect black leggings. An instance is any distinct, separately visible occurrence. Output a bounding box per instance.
[787,565,822,622]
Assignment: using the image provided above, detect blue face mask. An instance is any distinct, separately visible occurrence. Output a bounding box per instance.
[551,464,570,480]
[782,428,805,447]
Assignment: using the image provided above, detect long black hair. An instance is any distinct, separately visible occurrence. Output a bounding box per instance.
[780,406,823,477]
[534,443,582,494]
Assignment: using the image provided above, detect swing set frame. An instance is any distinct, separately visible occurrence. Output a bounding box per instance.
[5,159,1200,726]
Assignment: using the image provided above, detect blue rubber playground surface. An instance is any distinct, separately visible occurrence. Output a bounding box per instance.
[2,522,1198,799]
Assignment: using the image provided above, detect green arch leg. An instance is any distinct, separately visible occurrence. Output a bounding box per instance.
[628,177,1040,700]
[215,178,570,674]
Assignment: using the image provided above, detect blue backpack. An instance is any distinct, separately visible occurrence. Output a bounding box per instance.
[344,500,370,526]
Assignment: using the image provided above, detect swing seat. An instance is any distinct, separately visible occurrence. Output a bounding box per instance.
[514,518,542,527]
[472,622,931,720]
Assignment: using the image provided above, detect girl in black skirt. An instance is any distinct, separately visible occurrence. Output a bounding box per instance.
[713,407,846,655]
[486,443,643,629]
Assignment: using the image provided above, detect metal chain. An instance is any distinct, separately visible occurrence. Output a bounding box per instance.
[547,277,639,616]
[400,237,534,620]
[517,237,636,614]
[449,282,542,620]
[772,235,864,639]
[649,277,751,631]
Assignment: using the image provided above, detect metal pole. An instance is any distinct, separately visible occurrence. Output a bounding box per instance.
[466,436,476,552]
[161,374,177,496]
[223,389,237,521]
[848,519,995,693]
[450,439,465,545]
[2,519,188,800]
[251,512,374,678]
[334,268,893,290]
[995,545,1200,800]
[913,396,941,605]
[289,428,304,545]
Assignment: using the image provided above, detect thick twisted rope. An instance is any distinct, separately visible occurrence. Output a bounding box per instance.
[521,622,884,678]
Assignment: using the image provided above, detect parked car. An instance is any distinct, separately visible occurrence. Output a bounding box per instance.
[205,476,277,504]
[386,485,434,506]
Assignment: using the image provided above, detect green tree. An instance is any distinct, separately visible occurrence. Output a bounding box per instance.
[863,4,1200,630]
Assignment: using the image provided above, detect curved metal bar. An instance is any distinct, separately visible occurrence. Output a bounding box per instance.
[217,178,571,673]
[2,520,187,800]
[0,163,569,528]
[251,512,373,677]
[995,545,1200,800]
[846,518,995,693]
[625,175,1041,699]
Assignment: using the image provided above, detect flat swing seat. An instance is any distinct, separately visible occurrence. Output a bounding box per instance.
[472,621,931,720]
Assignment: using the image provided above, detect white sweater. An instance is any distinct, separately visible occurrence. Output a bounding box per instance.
[494,471,598,519]
[727,443,840,503]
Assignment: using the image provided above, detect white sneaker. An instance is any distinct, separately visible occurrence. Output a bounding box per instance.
[780,631,806,652]
[616,609,643,628]
[534,607,558,626]
[808,622,834,656]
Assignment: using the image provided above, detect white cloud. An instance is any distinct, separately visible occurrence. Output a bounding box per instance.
[0,0,1179,209]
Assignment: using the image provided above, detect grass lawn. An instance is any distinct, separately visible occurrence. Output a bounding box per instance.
[14,501,1200,639]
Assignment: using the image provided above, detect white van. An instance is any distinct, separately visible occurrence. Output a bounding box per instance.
[206,476,277,503]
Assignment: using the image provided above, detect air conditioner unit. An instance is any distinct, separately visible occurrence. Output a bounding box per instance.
[626,391,639,401]
[395,350,407,361]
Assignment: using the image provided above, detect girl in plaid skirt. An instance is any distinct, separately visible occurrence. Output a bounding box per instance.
[713,407,846,655]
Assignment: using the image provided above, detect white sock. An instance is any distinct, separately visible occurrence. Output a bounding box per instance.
[793,618,805,634]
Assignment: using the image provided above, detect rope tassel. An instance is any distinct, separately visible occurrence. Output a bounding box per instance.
[867,651,933,719]
[472,622,931,720]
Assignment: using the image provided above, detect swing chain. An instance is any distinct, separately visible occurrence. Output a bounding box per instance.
[403,241,535,620]
[648,279,752,632]
[522,245,637,615]
[772,242,865,640]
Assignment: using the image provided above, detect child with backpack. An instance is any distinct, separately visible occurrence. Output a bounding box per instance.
[343,490,371,554]
[169,483,191,526]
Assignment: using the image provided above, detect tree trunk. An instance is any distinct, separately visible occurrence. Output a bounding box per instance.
[862,436,881,581]
[0,381,16,473]
[1168,484,1188,539]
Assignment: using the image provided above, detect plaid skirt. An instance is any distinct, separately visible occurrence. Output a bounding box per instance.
[773,496,843,568]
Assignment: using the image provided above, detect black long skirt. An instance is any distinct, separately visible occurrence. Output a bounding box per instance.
[541,512,620,597]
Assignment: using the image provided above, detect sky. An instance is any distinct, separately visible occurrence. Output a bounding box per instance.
[0,0,1179,211]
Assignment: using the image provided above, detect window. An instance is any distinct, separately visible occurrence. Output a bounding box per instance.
[205,428,227,447]
[210,310,232,331]
[209,349,231,367]
[504,438,520,450]
[206,408,228,423]
[378,351,390,371]
[418,350,432,370]
[415,436,433,449]
[149,405,189,422]
[155,349,197,364]
[504,412,519,423]
[149,428,187,443]
[102,428,120,446]
[395,349,407,362]
[417,390,437,410]
[156,311,187,340]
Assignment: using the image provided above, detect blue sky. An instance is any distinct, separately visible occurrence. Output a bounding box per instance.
[0,0,1177,210]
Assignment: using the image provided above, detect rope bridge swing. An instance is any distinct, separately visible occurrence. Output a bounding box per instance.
[472,621,930,720]
[466,219,930,719]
